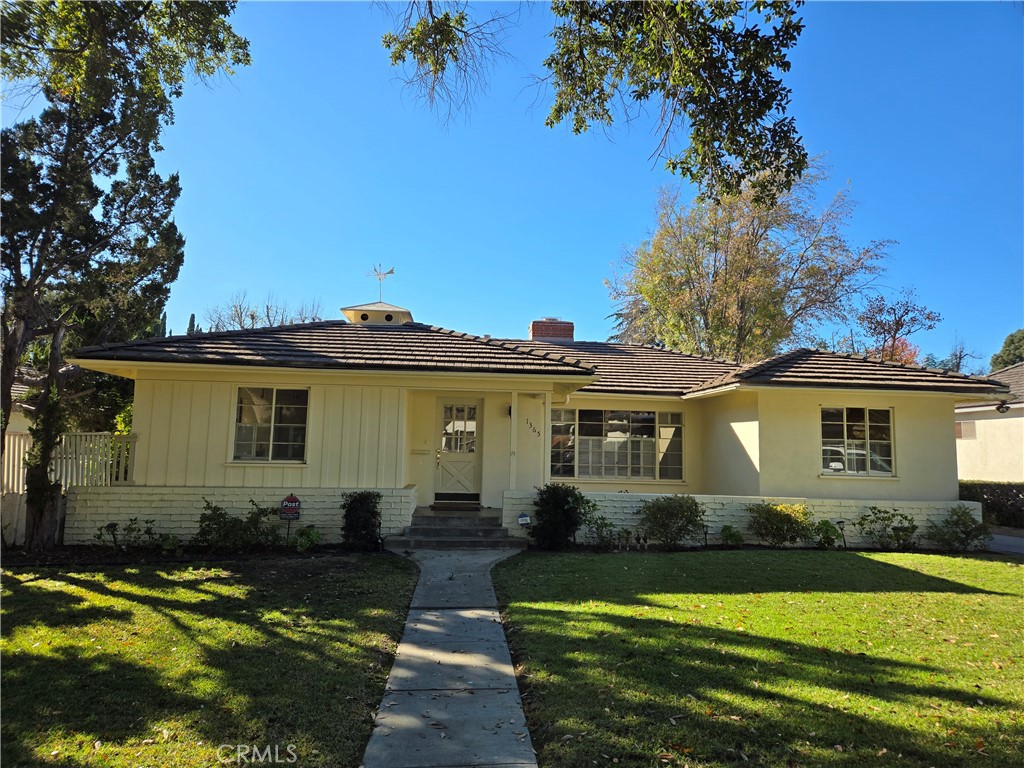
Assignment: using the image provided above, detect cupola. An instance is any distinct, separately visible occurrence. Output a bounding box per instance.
[340,302,413,325]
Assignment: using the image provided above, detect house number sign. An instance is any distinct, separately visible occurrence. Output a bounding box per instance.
[280,494,302,521]
[524,417,542,437]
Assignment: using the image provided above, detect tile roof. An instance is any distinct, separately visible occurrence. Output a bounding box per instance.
[500,340,738,396]
[73,321,596,378]
[687,348,1011,397]
[958,361,1024,407]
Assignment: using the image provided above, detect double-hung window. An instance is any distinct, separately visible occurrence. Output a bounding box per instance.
[820,407,893,476]
[233,387,309,462]
[551,409,683,480]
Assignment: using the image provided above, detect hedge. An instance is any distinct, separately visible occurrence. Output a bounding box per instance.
[959,481,1024,528]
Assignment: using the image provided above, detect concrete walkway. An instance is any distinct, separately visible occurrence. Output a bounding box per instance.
[361,550,538,768]
[989,526,1024,556]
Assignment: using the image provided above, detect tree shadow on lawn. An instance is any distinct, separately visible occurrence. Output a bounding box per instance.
[507,605,1021,767]
[1,555,417,767]
[509,551,1017,605]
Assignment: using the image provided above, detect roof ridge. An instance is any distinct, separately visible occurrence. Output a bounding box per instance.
[75,318,349,354]
[406,323,596,374]
[504,338,741,366]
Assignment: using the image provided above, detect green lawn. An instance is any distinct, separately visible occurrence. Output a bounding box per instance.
[493,550,1023,768]
[1,554,417,767]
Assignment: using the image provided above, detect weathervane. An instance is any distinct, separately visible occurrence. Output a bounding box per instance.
[368,264,395,302]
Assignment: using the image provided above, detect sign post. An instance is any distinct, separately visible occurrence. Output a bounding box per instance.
[280,494,301,540]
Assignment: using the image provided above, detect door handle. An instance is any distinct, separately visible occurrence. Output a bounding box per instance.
[435,448,441,468]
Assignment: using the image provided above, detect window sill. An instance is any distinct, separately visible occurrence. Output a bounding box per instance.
[818,473,898,481]
[227,461,308,467]
[560,477,688,485]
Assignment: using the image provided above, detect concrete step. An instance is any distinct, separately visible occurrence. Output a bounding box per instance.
[405,525,510,538]
[384,535,528,551]
[410,515,502,528]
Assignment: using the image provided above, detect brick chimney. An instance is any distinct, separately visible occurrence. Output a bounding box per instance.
[528,317,574,342]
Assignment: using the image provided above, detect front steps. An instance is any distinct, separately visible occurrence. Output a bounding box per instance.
[384,507,527,550]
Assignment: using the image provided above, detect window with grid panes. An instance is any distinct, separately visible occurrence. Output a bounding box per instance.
[820,407,893,476]
[233,387,308,461]
[550,409,683,480]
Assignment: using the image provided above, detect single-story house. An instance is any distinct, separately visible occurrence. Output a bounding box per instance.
[65,301,1010,546]
[955,361,1023,482]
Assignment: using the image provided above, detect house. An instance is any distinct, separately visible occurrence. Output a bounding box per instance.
[64,302,1009,547]
[955,361,1024,482]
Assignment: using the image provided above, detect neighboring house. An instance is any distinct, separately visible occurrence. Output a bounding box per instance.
[955,361,1024,482]
[64,301,1009,546]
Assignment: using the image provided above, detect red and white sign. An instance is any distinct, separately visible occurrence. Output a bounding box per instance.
[280,494,301,521]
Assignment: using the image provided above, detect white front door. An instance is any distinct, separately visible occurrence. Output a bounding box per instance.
[435,400,481,500]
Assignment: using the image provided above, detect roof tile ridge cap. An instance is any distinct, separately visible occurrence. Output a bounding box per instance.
[631,343,739,365]
[858,351,976,379]
[419,324,596,372]
[731,347,809,380]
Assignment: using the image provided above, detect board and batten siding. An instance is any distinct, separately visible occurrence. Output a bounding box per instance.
[132,379,405,489]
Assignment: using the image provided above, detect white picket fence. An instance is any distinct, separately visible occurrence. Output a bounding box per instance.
[1,432,136,493]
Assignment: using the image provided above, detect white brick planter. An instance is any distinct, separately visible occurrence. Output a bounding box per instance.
[64,486,418,545]
[502,490,979,549]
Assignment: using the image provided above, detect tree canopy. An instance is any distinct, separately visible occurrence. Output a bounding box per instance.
[856,289,941,365]
[610,166,887,363]
[1,0,249,551]
[384,0,808,202]
[991,329,1024,371]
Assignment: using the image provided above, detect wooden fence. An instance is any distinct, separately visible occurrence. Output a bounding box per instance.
[1,432,136,494]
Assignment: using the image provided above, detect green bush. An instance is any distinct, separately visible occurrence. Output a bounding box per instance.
[636,495,706,549]
[746,502,813,547]
[581,510,618,552]
[810,519,841,549]
[925,504,991,552]
[532,483,597,550]
[959,481,1024,528]
[193,498,282,552]
[93,517,157,551]
[341,491,382,548]
[853,506,918,551]
[719,524,745,548]
[289,524,322,553]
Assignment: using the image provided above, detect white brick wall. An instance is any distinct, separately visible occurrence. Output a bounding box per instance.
[64,486,418,544]
[502,490,980,549]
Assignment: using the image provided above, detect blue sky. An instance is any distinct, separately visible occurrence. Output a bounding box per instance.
[25,2,1024,366]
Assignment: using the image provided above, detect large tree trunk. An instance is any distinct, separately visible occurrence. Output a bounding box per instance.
[0,313,28,457]
[23,321,70,553]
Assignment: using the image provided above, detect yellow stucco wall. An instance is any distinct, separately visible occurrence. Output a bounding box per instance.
[697,390,761,496]
[756,388,960,500]
[956,407,1024,482]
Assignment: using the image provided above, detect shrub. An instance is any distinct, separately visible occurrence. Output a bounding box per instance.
[719,524,745,548]
[746,502,813,547]
[925,504,992,552]
[532,483,597,550]
[290,524,322,553]
[959,481,1024,528]
[581,511,618,552]
[636,495,706,549]
[93,517,157,551]
[341,491,382,548]
[853,506,918,551]
[193,498,282,552]
[810,519,841,550]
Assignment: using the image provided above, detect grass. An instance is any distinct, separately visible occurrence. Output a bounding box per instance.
[492,550,1024,767]
[1,553,418,767]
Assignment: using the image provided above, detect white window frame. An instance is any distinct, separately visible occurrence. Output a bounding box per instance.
[550,409,684,481]
[820,406,895,477]
[231,386,309,463]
